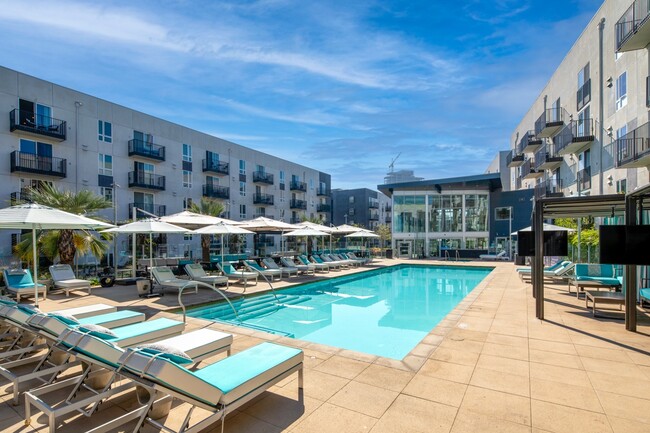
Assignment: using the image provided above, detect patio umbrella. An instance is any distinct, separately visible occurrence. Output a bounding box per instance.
[510,223,576,236]
[160,210,240,228]
[283,228,328,255]
[102,219,188,275]
[0,203,114,306]
[334,224,370,234]
[192,223,254,264]
[240,217,299,254]
[298,221,337,252]
[345,230,380,254]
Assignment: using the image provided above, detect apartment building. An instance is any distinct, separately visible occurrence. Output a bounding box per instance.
[331,188,391,230]
[508,0,649,199]
[0,66,331,260]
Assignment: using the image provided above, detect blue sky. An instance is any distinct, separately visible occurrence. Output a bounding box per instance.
[0,0,602,189]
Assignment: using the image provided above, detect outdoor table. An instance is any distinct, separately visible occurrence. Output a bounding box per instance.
[585,290,625,317]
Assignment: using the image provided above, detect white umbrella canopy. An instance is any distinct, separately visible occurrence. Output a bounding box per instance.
[239,216,299,232]
[345,231,380,238]
[511,223,576,236]
[192,223,254,264]
[103,219,188,274]
[334,224,368,234]
[160,210,240,228]
[282,228,329,237]
[298,221,337,233]
[0,203,114,306]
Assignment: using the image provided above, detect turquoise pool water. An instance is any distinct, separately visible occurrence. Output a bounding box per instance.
[186,264,493,359]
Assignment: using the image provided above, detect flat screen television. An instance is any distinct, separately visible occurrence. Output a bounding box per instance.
[600,225,650,265]
[517,230,568,257]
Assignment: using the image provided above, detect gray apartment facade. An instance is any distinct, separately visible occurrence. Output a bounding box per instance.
[508,0,650,199]
[0,66,331,261]
[331,188,391,230]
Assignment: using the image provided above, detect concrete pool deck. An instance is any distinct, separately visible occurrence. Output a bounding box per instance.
[1,259,649,432]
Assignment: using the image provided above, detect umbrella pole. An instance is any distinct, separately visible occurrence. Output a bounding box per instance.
[149,233,153,275]
[221,234,224,265]
[33,228,38,307]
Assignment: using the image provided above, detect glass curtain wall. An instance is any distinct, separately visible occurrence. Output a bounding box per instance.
[394,195,426,233]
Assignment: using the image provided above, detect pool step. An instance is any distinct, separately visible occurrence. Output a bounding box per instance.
[191,294,311,321]
[190,294,279,317]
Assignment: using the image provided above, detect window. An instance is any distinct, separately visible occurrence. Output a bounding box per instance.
[464,194,488,232]
[239,160,246,175]
[239,204,246,219]
[136,161,154,174]
[616,125,628,140]
[616,179,627,194]
[182,144,192,162]
[578,64,589,88]
[616,72,627,110]
[99,187,113,203]
[349,196,355,204]
[206,175,219,186]
[494,207,512,221]
[256,164,265,173]
[279,171,285,185]
[309,179,314,190]
[577,64,590,111]
[182,170,192,188]
[98,153,113,176]
[239,181,246,197]
[183,197,193,209]
[279,190,285,202]
[98,120,112,143]
[577,106,590,137]
[20,139,52,157]
[184,234,193,241]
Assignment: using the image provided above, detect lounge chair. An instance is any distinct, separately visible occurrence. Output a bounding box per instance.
[518,261,574,281]
[568,264,622,298]
[2,268,47,302]
[343,252,368,265]
[111,341,303,433]
[25,326,233,432]
[216,262,258,288]
[244,260,282,281]
[1,315,186,405]
[151,266,198,295]
[320,254,349,269]
[331,253,359,267]
[49,264,92,297]
[263,258,297,277]
[312,255,339,270]
[640,288,650,308]
[184,263,229,288]
[516,260,569,273]
[281,257,315,275]
[299,255,328,272]
[479,250,508,260]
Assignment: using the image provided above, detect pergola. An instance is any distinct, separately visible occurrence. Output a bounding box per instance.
[530,193,647,332]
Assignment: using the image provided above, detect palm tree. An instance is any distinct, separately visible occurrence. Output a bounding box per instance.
[14,184,112,265]
[189,198,225,262]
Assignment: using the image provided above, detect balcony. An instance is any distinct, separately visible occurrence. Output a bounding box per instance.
[534,107,567,138]
[518,130,543,154]
[252,171,274,185]
[290,199,307,209]
[317,203,331,212]
[10,190,33,205]
[506,149,525,168]
[534,143,563,171]
[576,78,591,111]
[258,236,275,246]
[317,187,329,196]
[521,158,543,180]
[616,0,650,52]
[9,109,67,141]
[290,217,303,224]
[290,180,307,192]
[128,171,165,191]
[369,212,379,221]
[253,193,275,205]
[554,119,595,156]
[129,203,166,217]
[202,184,230,199]
[10,151,67,178]
[616,121,650,168]
[128,139,165,161]
[577,167,592,191]
[202,159,229,175]
[515,176,522,190]
[534,179,563,199]
[368,200,379,209]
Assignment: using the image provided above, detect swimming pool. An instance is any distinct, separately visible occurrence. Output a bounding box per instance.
[186,264,493,359]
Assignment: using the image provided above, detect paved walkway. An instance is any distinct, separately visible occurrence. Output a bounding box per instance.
[1,260,649,432]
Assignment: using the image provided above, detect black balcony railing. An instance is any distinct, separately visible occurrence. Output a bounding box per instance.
[576,78,591,111]
[506,149,525,167]
[521,158,537,178]
[369,212,379,220]
[10,190,33,205]
[317,203,331,212]
[646,76,650,107]
[128,139,165,161]
[253,193,274,205]
[368,200,379,209]
[534,107,566,137]
[290,217,303,224]
[616,0,650,51]
[290,199,307,209]
[616,121,650,167]
[129,202,166,217]
[128,171,165,190]
[517,130,542,153]
[317,187,329,196]
[577,166,591,191]
[10,151,67,177]
[202,159,229,175]
[9,109,67,141]
[534,178,563,199]
[252,171,274,185]
[202,184,230,199]
[553,118,595,155]
[533,143,562,170]
[290,180,307,191]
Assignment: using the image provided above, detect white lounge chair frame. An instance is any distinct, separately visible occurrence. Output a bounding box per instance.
[49,264,92,296]
[216,262,258,288]
[184,263,229,289]
[263,258,297,277]
[151,266,198,294]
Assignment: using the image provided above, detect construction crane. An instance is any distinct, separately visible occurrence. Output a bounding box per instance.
[389,153,401,173]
